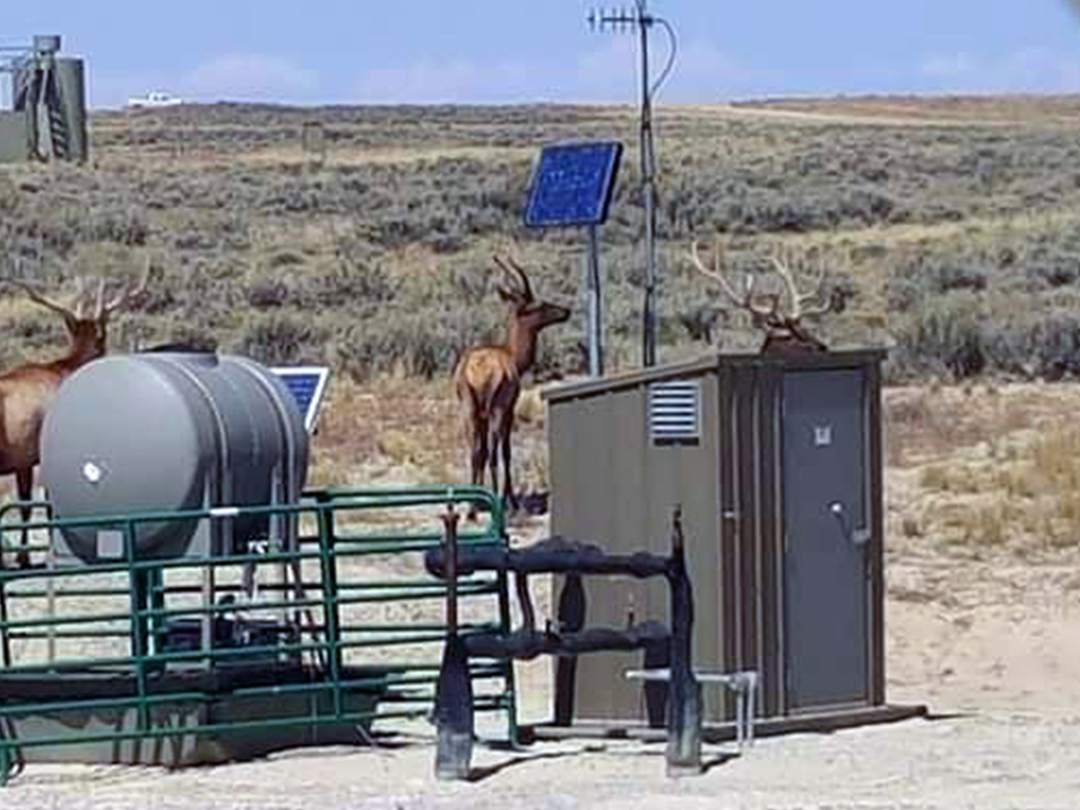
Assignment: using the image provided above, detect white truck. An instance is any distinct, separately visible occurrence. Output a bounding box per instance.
[127,91,183,109]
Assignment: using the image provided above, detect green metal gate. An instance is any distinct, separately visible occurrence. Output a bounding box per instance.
[0,485,514,784]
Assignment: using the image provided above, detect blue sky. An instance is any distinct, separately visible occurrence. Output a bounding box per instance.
[3,0,1080,108]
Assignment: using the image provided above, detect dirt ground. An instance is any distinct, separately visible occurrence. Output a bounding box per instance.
[7,711,1080,809]
[6,383,1080,809]
[8,546,1080,810]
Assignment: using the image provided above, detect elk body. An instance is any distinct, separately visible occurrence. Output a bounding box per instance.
[454,256,570,514]
[0,269,150,567]
[687,240,845,357]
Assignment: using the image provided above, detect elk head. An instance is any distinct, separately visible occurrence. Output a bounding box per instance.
[687,240,846,357]
[492,254,570,372]
[0,260,152,568]
[3,260,153,365]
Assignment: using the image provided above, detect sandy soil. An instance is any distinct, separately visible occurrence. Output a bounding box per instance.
[8,714,1080,810]
[8,540,1080,810]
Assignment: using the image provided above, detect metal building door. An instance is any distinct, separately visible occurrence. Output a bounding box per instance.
[781,369,869,710]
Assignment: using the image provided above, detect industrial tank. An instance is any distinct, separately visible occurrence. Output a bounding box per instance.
[41,352,309,564]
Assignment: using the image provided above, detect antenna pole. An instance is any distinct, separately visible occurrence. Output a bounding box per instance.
[588,2,675,368]
[638,0,658,367]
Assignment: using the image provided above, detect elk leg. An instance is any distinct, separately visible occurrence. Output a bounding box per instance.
[467,419,488,521]
[470,420,488,488]
[500,411,517,512]
[14,467,32,569]
[487,420,501,501]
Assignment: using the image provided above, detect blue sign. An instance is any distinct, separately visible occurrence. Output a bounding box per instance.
[271,366,330,434]
[524,141,623,228]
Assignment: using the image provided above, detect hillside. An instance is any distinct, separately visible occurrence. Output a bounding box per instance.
[3,97,1080,384]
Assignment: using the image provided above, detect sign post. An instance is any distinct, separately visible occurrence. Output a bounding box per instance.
[586,225,603,375]
[524,141,623,378]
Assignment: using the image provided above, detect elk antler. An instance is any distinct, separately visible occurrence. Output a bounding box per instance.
[492,254,535,304]
[767,248,834,322]
[687,240,780,324]
[0,276,82,321]
[96,257,154,319]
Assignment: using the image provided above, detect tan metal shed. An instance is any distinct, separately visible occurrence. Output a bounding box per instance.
[540,349,892,731]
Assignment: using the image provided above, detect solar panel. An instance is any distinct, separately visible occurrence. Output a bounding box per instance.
[524,140,623,228]
[270,366,330,434]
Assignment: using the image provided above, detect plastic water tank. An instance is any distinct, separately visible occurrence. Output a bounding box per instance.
[41,352,309,562]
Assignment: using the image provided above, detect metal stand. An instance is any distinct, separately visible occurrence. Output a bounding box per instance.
[586,225,604,377]
[434,506,473,781]
[662,510,700,776]
[626,669,759,752]
[639,9,658,369]
[428,507,699,779]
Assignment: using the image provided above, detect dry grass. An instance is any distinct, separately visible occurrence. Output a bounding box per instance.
[731,95,1080,126]
[888,383,1080,560]
[15,97,1080,380]
[306,374,550,496]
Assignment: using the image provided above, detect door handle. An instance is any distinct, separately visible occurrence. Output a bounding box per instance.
[829,501,870,547]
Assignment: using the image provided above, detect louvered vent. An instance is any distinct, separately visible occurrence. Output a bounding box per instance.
[648,380,701,442]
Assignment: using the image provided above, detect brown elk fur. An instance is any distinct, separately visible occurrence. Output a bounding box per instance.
[0,267,150,567]
[454,256,569,514]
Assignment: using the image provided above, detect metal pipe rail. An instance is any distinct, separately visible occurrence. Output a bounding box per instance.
[433,506,702,780]
[0,485,515,786]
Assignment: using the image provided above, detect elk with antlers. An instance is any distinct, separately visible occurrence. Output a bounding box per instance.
[454,255,570,514]
[687,240,847,356]
[0,263,151,567]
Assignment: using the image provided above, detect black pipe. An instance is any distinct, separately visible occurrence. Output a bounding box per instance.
[553,573,585,726]
[434,507,473,780]
[665,507,702,776]
[425,537,671,578]
[465,621,669,660]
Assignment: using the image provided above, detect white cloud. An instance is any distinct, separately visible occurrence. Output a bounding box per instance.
[350,38,754,105]
[669,40,763,101]
[353,58,535,104]
[178,54,318,103]
[572,38,639,102]
[921,53,977,79]
[920,47,1080,93]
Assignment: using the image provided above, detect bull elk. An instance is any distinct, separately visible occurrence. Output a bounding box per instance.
[687,239,846,356]
[454,255,570,514]
[0,264,151,567]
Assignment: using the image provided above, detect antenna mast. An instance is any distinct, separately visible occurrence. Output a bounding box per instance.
[588,2,676,367]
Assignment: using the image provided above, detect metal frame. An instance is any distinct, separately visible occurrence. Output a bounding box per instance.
[523,140,623,378]
[0,485,515,785]
[626,669,758,750]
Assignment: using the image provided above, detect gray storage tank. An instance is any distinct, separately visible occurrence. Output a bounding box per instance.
[41,352,309,564]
